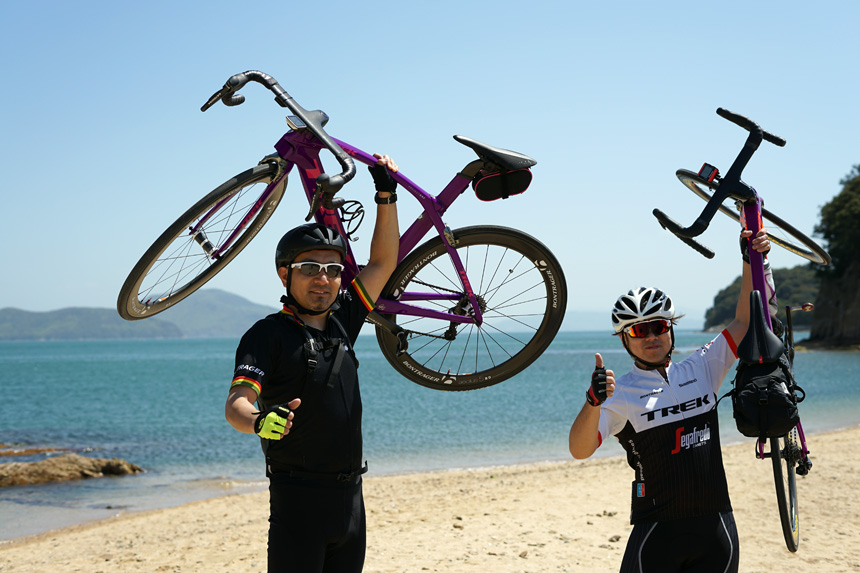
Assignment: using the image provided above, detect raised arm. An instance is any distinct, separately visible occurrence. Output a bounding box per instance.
[355,153,400,302]
[725,228,771,344]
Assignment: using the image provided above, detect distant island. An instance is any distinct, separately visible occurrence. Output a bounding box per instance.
[0,290,276,341]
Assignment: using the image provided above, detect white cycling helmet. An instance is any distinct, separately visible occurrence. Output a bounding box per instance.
[611,287,675,334]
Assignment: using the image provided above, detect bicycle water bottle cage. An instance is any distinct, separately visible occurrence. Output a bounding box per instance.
[698,163,719,183]
[737,291,786,365]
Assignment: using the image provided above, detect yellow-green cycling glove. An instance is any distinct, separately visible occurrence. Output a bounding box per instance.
[254,404,292,440]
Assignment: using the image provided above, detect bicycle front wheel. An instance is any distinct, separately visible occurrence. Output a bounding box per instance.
[117,162,285,320]
[677,170,831,266]
[375,226,567,391]
[771,430,801,552]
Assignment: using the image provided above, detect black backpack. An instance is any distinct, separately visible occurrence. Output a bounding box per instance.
[725,292,803,440]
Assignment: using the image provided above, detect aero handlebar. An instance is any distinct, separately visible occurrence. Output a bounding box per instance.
[201,70,356,203]
[652,107,786,257]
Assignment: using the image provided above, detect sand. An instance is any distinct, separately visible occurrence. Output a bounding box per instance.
[1,426,858,572]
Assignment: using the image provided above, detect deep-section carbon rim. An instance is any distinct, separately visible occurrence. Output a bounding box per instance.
[375,226,567,391]
[771,431,801,552]
[676,169,830,266]
[118,163,284,320]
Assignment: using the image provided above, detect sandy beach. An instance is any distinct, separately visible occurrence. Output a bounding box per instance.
[1,426,858,572]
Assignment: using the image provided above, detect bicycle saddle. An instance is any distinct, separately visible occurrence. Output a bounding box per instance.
[454,135,537,170]
[737,291,786,365]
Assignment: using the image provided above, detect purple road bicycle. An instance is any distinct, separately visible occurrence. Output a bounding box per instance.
[117,70,567,391]
[652,108,831,552]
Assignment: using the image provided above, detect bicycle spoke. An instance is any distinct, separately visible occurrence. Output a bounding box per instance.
[137,183,265,302]
[374,227,567,389]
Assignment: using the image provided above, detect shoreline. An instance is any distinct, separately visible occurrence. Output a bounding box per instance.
[2,426,859,572]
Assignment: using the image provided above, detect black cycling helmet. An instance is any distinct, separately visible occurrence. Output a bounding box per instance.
[276,223,347,316]
[275,223,347,269]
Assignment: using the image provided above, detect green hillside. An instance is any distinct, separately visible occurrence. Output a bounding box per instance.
[703,265,820,330]
[0,307,182,341]
[0,289,276,341]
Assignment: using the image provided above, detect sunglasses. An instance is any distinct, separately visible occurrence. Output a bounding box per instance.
[624,319,671,338]
[289,262,344,278]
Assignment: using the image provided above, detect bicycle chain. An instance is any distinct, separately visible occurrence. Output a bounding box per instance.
[391,279,486,342]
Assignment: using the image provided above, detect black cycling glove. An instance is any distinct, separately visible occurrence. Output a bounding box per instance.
[586,366,608,407]
[368,163,397,193]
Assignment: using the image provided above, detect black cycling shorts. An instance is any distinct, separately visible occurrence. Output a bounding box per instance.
[619,511,739,573]
[267,474,366,573]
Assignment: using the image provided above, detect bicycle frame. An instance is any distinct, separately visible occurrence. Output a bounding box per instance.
[653,107,812,468]
[199,127,487,328]
[740,197,811,465]
[289,133,486,326]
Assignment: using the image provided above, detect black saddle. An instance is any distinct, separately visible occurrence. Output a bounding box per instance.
[454,135,537,170]
[737,291,785,365]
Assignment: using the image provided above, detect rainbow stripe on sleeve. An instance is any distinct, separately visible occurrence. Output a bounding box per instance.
[352,278,376,312]
[231,376,261,395]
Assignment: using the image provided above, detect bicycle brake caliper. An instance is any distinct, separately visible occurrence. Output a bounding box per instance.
[443,226,458,247]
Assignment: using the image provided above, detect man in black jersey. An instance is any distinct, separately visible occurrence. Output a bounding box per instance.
[568,229,772,573]
[225,154,399,572]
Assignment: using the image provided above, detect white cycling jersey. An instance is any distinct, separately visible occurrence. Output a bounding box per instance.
[597,330,739,523]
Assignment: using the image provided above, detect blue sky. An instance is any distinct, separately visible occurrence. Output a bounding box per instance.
[2,1,857,330]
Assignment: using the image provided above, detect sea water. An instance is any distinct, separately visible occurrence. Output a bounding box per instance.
[1,331,858,541]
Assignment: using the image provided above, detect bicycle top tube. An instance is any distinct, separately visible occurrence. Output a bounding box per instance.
[274,130,474,257]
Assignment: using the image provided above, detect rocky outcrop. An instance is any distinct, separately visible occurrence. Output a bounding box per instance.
[0,453,143,487]
[808,260,860,348]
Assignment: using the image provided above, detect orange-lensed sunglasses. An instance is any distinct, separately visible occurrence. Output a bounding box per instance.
[625,319,671,338]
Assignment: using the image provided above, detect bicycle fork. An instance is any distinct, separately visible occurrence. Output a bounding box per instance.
[188,158,289,260]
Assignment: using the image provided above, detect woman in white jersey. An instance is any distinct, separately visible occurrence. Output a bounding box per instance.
[569,228,771,573]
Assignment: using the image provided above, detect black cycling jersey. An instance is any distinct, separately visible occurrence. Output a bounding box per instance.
[232,279,374,476]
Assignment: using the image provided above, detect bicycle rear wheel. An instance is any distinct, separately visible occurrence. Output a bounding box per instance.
[677,169,831,266]
[117,162,285,320]
[375,226,567,391]
[770,430,801,552]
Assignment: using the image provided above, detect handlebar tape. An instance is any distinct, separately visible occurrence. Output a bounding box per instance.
[201,70,356,200]
[653,209,715,259]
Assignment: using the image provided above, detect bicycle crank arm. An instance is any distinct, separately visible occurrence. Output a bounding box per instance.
[365,310,409,356]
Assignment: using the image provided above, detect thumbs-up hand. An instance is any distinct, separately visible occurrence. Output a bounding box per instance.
[586,353,615,407]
